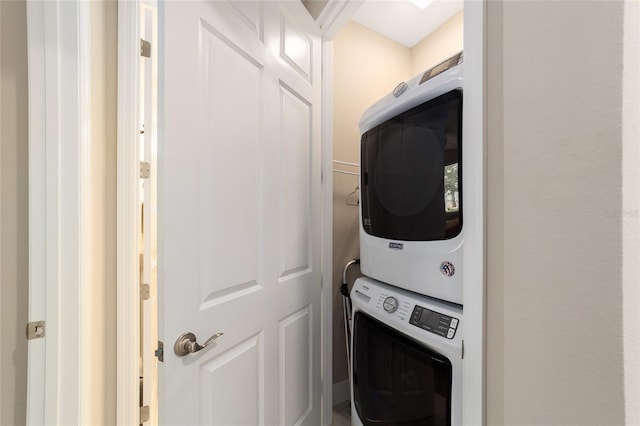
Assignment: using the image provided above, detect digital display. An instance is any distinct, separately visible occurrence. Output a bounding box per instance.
[419,309,442,329]
[410,305,457,339]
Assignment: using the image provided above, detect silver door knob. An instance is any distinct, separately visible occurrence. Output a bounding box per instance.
[174,331,223,356]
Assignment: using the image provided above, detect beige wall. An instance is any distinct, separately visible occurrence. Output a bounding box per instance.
[332,16,464,385]
[0,2,29,425]
[485,1,505,423]
[486,0,637,424]
[89,1,118,424]
[411,11,463,77]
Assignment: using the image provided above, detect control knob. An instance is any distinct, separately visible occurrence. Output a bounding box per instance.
[383,296,399,313]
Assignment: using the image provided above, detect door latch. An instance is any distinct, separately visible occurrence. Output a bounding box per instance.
[155,341,164,362]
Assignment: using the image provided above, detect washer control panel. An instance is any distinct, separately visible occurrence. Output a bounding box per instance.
[410,305,459,339]
[354,277,462,342]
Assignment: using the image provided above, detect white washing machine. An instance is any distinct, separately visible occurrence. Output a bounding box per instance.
[350,277,462,426]
[359,52,464,304]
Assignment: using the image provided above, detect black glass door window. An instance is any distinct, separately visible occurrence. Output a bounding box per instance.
[353,312,452,426]
[361,89,462,241]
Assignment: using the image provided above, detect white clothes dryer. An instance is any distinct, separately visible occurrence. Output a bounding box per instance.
[359,52,464,304]
[349,277,462,426]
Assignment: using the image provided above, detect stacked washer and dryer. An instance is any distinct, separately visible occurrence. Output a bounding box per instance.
[349,52,464,426]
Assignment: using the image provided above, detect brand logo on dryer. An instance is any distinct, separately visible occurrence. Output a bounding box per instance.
[440,262,456,277]
[440,261,455,277]
[388,242,404,250]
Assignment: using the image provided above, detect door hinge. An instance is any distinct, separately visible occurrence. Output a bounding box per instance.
[140,162,150,179]
[26,321,45,340]
[140,39,151,58]
[140,405,150,423]
[141,284,150,301]
[155,341,164,362]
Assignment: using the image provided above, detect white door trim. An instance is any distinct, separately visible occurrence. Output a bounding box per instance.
[316,0,363,40]
[116,1,142,425]
[318,5,364,425]
[318,6,366,424]
[461,0,486,423]
[320,38,335,426]
[26,1,93,424]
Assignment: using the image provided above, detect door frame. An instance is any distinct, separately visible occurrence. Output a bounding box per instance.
[316,1,486,424]
[316,3,367,423]
[26,1,93,424]
[116,2,159,424]
[116,1,143,424]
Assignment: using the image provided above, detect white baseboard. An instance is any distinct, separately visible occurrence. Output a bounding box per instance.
[332,379,351,406]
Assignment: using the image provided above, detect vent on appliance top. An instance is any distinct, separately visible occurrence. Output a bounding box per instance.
[419,51,463,85]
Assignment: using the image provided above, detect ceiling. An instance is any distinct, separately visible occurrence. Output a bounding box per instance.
[350,0,463,48]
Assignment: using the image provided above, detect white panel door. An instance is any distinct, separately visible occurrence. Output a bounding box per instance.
[158,1,322,424]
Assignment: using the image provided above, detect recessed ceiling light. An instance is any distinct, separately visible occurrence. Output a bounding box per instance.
[408,0,433,9]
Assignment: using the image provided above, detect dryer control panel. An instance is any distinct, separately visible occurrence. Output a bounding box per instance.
[410,306,459,339]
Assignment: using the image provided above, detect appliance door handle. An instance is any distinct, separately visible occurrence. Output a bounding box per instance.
[174,331,223,356]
